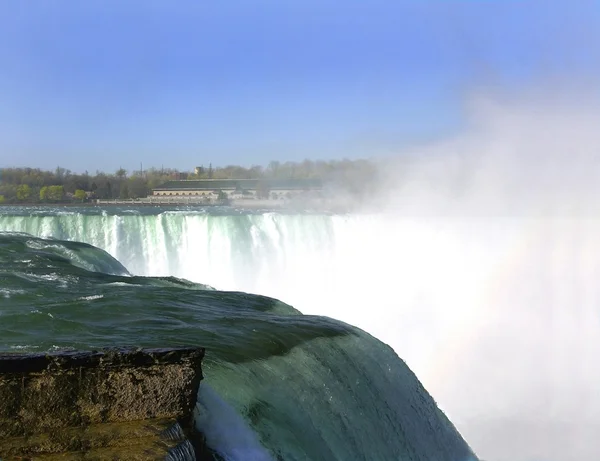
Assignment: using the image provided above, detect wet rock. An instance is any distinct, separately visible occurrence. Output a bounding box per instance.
[0,347,204,460]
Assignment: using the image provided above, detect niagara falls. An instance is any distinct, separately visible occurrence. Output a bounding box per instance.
[1,0,598,460]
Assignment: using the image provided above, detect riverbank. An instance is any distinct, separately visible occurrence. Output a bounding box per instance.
[0,198,281,207]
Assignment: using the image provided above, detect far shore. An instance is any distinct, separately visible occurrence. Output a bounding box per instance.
[0,199,283,208]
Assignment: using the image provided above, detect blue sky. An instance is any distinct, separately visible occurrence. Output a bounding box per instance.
[0,0,598,173]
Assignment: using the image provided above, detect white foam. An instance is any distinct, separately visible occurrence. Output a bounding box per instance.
[0,288,25,298]
[78,294,104,301]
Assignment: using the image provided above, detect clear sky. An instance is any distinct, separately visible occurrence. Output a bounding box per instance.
[0,0,598,173]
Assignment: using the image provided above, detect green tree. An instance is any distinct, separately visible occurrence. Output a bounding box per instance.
[16,184,31,201]
[74,189,86,202]
[0,195,5,204]
[47,185,64,201]
[40,186,48,201]
[127,177,148,198]
[119,183,129,199]
[55,166,67,180]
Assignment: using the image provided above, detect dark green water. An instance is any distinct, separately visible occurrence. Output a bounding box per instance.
[0,229,477,461]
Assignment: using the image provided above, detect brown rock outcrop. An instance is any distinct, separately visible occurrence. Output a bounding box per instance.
[0,347,204,460]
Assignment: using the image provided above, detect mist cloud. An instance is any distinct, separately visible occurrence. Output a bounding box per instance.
[363,87,600,460]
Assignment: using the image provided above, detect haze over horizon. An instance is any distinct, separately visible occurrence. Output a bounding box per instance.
[0,0,598,173]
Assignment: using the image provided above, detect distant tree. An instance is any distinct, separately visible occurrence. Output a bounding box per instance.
[74,189,86,202]
[248,165,264,178]
[267,161,280,177]
[127,176,148,198]
[119,183,129,199]
[16,184,32,201]
[0,195,5,204]
[116,168,127,180]
[39,186,48,201]
[0,185,16,202]
[55,166,67,181]
[47,185,64,201]
[90,176,110,199]
[63,174,89,193]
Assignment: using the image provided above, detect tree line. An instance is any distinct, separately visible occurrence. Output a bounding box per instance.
[0,159,381,204]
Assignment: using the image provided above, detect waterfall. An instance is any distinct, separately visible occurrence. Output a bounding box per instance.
[2,208,599,459]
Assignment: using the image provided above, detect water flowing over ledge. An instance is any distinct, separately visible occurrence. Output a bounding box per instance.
[4,205,599,460]
[0,229,478,461]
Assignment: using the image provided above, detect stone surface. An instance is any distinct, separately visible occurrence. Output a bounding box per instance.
[0,347,204,460]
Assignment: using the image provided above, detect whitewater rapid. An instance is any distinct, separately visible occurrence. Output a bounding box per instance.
[1,208,599,460]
